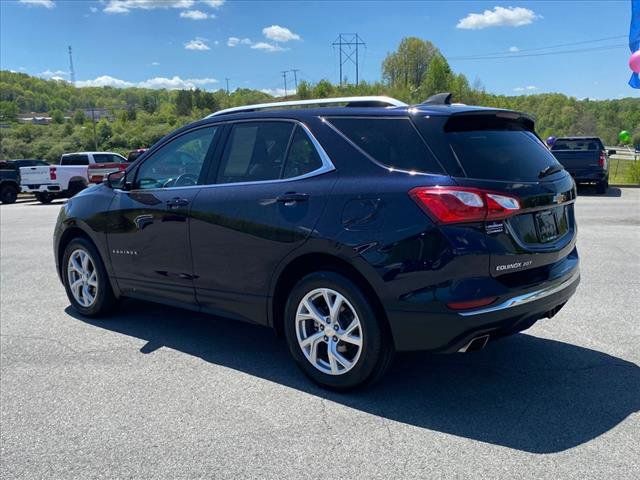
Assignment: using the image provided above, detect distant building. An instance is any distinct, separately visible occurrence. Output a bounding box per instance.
[81,108,112,121]
[17,114,52,125]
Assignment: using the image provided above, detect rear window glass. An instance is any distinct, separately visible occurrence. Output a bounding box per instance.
[60,155,89,166]
[447,130,561,181]
[551,139,603,151]
[328,117,444,174]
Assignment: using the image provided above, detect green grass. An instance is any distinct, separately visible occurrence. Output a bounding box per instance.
[608,157,640,185]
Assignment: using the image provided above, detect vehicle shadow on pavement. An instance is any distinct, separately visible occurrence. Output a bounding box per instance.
[69,300,639,455]
[576,186,622,197]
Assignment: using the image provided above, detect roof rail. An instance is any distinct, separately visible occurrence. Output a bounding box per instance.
[206,96,407,118]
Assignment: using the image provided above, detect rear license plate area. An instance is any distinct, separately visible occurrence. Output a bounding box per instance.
[535,210,559,243]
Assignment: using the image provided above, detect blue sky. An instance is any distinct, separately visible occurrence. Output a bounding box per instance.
[1,0,637,99]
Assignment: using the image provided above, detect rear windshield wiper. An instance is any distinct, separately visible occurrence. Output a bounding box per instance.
[539,165,564,178]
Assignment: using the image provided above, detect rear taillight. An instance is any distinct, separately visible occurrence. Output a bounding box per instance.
[49,167,57,180]
[447,296,497,311]
[119,164,127,170]
[409,186,520,224]
[599,151,607,168]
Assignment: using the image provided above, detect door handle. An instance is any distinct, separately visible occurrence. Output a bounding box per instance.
[276,192,309,206]
[166,197,190,209]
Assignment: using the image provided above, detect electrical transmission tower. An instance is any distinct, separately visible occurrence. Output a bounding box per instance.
[331,33,365,86]
[67,46,76,84]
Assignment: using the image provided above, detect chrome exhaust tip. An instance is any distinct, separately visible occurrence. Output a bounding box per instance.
[458,334,490,353]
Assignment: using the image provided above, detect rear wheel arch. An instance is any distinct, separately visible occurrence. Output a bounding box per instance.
[271,252,390,339]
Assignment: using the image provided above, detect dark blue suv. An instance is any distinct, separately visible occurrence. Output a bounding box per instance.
[54,94,580,390]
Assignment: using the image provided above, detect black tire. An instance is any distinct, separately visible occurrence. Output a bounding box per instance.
[596,180,608,194]
[62,237,117,317]
[0,184,18,204]
[284,271,394,391]
[35,192,54,204]
[67,181,86,197]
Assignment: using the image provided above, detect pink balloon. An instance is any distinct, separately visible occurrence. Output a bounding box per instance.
[630,50,640,74]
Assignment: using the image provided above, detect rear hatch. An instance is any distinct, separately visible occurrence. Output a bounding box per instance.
[19,166,54,187]
[550,139,604,178]
[417,111,577,281]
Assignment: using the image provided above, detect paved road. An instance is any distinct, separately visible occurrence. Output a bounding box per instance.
[1,188,639,479]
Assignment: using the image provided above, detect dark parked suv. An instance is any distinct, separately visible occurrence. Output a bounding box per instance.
[54,94,580,389]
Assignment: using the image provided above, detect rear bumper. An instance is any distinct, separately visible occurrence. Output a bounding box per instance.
[21,184,61,193]
[569,171,607,183]
[387,265,580,352]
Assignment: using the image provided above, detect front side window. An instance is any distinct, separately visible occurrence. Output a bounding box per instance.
[135,126,217,189]
[216,122,295,184]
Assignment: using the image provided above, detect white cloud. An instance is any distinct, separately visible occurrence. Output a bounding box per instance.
[76,75,134,88]
[200,0,224,7]
[19,0,55,8]
[227,36,252,47]
[39,69,69,79]
[76,75,218,90]
[104,0,195,14]
[509,46,519,52]
[251,42,286,53]
[514,85,538,92]
[180,9,211,19]
[138,76,217,89]
[151,61,160,66]
[457,6,540,30]
[260,88,296,97]
[262,25,301,42]
[184,38,210,50]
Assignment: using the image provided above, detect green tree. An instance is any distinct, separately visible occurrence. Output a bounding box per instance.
[421,55,453,98]
[0,101,18,122]
[175,90,193,116]
[51,109,64,124]
[73,110,85,125]
[382,37,440,89]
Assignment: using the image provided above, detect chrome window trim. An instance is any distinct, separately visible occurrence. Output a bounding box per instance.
[115,119,335,193]
[457,269,580,317]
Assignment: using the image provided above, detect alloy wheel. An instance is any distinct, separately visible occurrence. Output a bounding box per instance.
[295,288,363,375]
[67,248,99,307]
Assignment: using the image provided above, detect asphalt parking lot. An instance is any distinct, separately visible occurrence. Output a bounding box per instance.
[1,188,639,479]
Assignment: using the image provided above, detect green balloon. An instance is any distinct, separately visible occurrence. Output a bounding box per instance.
[619,130,631,143]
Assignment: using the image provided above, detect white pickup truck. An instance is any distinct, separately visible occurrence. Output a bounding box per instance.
[20,151,126,203]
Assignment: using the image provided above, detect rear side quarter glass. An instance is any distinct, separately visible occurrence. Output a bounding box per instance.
[60,155,89,166]
[327,117,444,174]
[282,126,323,179]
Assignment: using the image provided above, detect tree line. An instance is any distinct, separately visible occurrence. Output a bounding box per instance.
[1,36,639,163]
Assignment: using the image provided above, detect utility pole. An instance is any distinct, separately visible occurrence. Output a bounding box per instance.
[90,108,97,150]
[281,70,288,98]
[68,45,76,85]
[225,78,230,94]
[291,69,299,90]
[331,34,366,86]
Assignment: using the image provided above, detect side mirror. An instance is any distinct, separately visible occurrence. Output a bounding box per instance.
[607,149,616,155]
[107,170,131,190]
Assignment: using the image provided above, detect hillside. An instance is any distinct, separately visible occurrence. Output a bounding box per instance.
[1,68,639,163]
